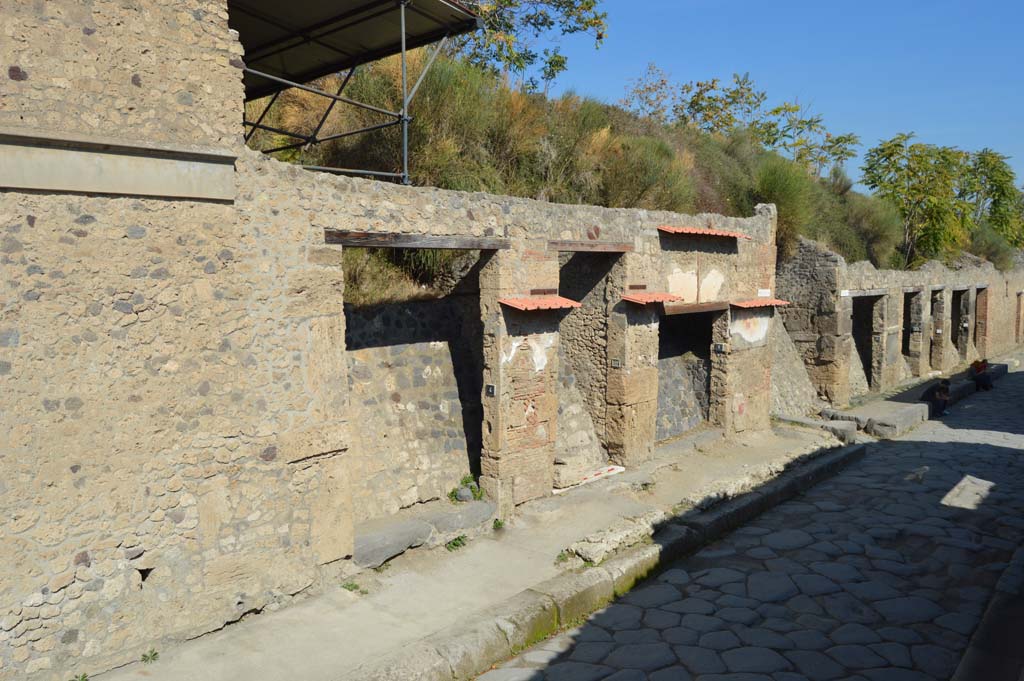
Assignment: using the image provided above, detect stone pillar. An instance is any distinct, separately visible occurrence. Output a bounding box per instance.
[478,245,562,518]
[605,254,658,467]
[708,311,735,430]
[929,289,948,371]
[880,292,901,391]
[975,287,990,358]
[904,291,928,377]
[721,308,772,433]
[827,294,854,407]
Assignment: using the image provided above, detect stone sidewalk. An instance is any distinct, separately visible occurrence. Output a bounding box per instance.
[484,369,1024,680]
[98,426,839,681]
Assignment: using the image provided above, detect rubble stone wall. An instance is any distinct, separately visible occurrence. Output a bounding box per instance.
[1,0,243,150]
[345,297,484,521]
[1,2,784,676]
[779,237,1024,406]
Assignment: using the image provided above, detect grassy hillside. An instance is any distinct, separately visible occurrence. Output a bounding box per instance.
[245,54,1003,301]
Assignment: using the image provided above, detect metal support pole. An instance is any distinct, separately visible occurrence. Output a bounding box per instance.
[264,120,401,155]
[244,67,401,119]
[244,91,279,143]
[406,35,448,108]
[400,0,410,185]
[303,165,404,179]
[309,67,357,144]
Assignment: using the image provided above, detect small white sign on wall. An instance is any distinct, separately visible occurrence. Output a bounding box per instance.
[840,290,850,297]
[757,289,771,297]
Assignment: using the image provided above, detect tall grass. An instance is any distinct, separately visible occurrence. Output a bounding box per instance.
[246,54,937,299]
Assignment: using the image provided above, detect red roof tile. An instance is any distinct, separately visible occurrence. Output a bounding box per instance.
[730,298,790,308]
[622,292,682,305]
[658,225,753,240]
[498,295,582,311]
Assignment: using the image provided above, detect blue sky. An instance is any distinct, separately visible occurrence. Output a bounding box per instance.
[548,0,1024,184]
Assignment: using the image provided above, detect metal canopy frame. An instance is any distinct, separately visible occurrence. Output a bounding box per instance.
[238,0,478,185]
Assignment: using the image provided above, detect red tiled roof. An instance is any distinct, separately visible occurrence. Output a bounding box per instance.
[730,298,790,308]
[622,292,682,305]
[658,225,753,240]
[498,295,581,311]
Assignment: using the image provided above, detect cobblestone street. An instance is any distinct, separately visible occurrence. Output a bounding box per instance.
[482,373,1024,681]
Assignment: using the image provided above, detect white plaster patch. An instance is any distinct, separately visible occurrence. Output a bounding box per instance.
[700,268,725,301]
[501,333,557,372]
[730,308,771,343]
[667,267,698,302]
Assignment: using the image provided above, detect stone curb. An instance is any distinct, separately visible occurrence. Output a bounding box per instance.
[355,442,867,681]
[951,547,1024,681]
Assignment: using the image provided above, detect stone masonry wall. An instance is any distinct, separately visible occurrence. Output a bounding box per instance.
[768,319,820,417]
[1,3,784,675]
[779,237,1024,406]
[1,1,243,150]
[345,297,483,521]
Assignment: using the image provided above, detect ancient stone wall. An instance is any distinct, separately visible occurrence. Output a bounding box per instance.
[1,0,243,150]
[656,313,714,441]
[768,319,820,417]
[779,237,1024,406]
[0,4,785,676]
[345,297,483,521]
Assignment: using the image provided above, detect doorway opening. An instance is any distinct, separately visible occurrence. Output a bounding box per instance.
[555,251,620,487]
[974,287,989,358]
[929,289,943,370]
[1016,293,1023,344]
[656,311,718,441]
[851,295,883,390]
[951,289,967,358]
[901,292,915,357]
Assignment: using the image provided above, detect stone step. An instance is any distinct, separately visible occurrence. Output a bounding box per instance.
[775,414,858,444]
[353,500,495,568]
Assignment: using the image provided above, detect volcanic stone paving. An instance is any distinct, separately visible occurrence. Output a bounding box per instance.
[480,377,1024,681]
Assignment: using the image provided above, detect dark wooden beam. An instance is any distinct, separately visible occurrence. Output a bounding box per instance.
[662,301,730,316]
[547,240,634,253]
[324,229,510,250]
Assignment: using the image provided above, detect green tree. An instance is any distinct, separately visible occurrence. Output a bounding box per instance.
[959,148,1024,246]
[620,62,674,123]
[455,0,607,84]
[862,133,970,267]
[673,73,767,133]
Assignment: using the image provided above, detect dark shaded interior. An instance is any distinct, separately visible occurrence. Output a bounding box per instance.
[852,295,878,388]
[901,292,915,357]
[657,312,715,441]
[951,289,966,350]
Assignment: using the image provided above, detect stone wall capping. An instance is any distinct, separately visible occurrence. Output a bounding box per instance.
[0,126,237,162]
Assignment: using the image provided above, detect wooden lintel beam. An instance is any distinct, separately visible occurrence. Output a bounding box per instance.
[662,301,730,316]
[324,229,510,250]
[547,240,634,253]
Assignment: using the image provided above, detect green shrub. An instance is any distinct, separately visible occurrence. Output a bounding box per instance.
[752,155,812,258]
[844,193,902,267]
[968,222,1016,270]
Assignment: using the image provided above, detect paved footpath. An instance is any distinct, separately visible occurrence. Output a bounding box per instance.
[483,371,1024,681]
